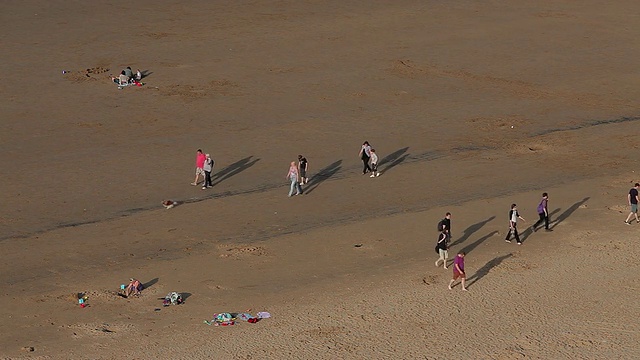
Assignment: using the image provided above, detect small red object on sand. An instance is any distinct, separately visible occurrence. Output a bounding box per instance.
[80,304,86,308]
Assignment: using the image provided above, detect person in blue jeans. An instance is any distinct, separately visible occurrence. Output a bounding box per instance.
[286,161,302,197]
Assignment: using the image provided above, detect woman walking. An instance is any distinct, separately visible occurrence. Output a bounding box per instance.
[359,141,372,175]
[286,161,303,197]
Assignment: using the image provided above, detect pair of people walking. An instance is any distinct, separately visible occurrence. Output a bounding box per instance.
[505,193,551,245]
[359,141,380,177]
[192,149,215,189]
[432,213,466,291]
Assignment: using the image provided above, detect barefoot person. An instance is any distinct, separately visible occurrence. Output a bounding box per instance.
[448,251,467,291]
[359,141,372,175]
[624,183,640,225]
[532,193,551,232]
[435,228,449,269]
[298,155,309,185]
[286,161,302,197]
[124,278,142,297]
[192,149,206,186]
[505,203,526,245]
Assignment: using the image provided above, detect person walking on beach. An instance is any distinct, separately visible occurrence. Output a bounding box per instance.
[624,183,640,225]
[438,212,452,242]
[192,149,206,186]
[435,228,449,269]
[505,203,526,245]
[448,251,467,291]
[298,155,309,185]
[286,161,302,197]
[202,153,214,189]
[369,149,380,177]
[532,193,551,232]
[359,141,372,175]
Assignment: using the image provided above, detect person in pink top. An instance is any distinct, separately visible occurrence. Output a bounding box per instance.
[286,161,303,197]
[192,149,207,186]
[448,251,467,291]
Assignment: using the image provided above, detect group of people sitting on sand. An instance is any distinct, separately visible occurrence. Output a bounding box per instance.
[111,66,143,86]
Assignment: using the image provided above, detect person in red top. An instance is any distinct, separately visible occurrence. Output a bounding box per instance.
[448,251,467,291]
[192,149,207,186]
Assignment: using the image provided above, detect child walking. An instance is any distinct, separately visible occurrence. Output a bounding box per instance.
[369,149,380,177]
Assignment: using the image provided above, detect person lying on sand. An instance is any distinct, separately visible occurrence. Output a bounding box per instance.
[124,278,142,297]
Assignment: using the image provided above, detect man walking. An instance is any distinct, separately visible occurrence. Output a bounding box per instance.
[532,193,551,232]
[298,155,309,185]
[438,212,452,242]
[192,149,206,186]
[435,228,449,269]
[624,183,640,225]
[448,251,467,291]
[202,154,214,190]
[286,161,302,197]
[359,141,372,175]
[505,203,526,245]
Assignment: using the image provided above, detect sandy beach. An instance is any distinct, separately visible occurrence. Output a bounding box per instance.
[2,0,640,358]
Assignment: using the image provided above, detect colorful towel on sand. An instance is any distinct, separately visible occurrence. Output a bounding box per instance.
[204,313,236,326]
[204,312,270,326]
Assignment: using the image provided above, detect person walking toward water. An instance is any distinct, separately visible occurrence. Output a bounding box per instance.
[435,228,449,269]
[532,193,551,232]
[298,155,309,185]
[202,153,214,189]
[448,251,467,291]
[505,203,526,245]
[369,149,380,177]
[286,161,302,197]
[359,141,372,175]
[192,149,206,186]
[624,183,640,225]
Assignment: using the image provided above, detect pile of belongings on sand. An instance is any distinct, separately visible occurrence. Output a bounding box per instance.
[204,311,271,326]
[162,292,184,306]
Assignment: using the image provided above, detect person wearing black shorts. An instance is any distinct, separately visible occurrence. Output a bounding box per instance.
[298,155,309,185]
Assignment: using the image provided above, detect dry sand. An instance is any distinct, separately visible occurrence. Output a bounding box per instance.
[2,0,640,358]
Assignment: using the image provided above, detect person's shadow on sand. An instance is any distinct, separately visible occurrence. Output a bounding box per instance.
[304,160,342,195]
[550,197,590,230]
[211,156,260,187]
[450,216,495,247]
[379,147,409,174]
[466,253,513,288]
[460,230,498,254]
[142,277,159,289]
